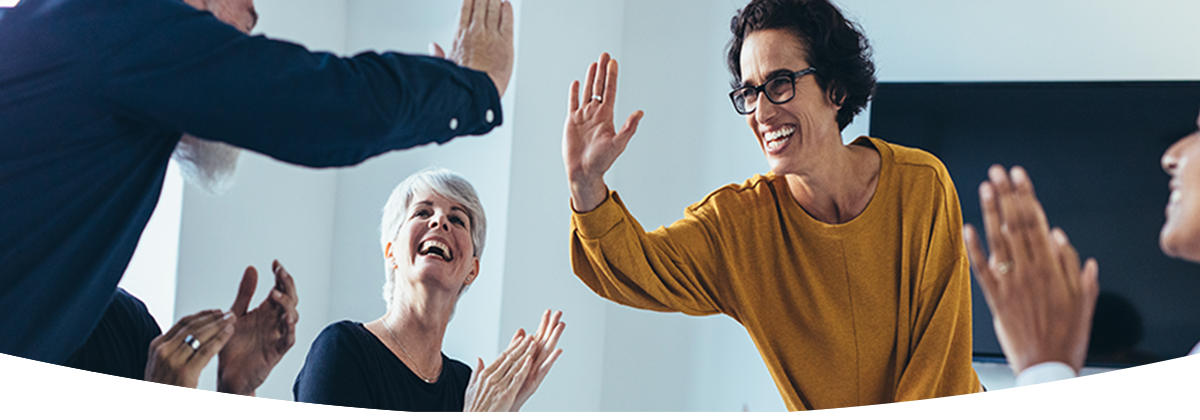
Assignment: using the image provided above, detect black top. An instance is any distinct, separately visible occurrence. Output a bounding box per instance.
[64,288,161,380]
[294,321,472,411]
[0,0,500,364]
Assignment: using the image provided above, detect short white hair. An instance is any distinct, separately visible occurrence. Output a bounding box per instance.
[379,167,486,307]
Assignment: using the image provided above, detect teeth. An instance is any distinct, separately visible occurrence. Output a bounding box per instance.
[419,240,453,261]
[1170,190,1182,205]
[764,126,795,142]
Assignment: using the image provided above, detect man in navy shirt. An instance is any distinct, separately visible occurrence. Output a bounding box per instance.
[0,0,514,366]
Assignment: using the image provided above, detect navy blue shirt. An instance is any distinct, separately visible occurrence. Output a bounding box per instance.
[294,321,471,411]
[0,0,502,364]
[64,288,161,380]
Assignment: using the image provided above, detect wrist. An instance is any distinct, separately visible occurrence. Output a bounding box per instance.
[217,379,255,396]
[569,178,608,213]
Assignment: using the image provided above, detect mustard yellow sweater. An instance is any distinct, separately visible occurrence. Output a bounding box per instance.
[570,137,980,410]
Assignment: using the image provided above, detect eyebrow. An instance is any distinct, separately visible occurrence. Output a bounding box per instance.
[413,201,470,218]
[740,69,800,89]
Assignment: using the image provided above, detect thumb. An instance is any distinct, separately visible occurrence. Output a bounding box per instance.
[614,110,645,146]
[429,42,446,59]
[230,266,257,316]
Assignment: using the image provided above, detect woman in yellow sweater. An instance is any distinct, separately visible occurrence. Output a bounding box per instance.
[560,0,980,410]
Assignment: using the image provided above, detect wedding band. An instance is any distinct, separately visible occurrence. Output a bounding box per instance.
[997,261,1014,275]
[591,95,603,102]
[184,334,201,351]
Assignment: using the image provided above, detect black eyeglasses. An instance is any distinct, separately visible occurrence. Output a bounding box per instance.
[729,67,817,115]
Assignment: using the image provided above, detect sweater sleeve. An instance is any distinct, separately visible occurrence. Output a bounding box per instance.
[98,0,500,168]
[894,169,983,400]
[293,323,376,409]
[569,191,729,316]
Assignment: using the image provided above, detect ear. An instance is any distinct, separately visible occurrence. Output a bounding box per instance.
[826,84,846,111]
[463,256,480,287]
[385,242,398,269]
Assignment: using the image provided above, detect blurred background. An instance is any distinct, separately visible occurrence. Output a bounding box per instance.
[112,0,1200,411]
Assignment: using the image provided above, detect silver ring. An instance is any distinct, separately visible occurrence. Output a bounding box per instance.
[184,334,201,351]
[996,261,1014,275]
[591,95,603,102]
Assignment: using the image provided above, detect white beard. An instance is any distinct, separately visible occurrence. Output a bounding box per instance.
[172,134,242,195]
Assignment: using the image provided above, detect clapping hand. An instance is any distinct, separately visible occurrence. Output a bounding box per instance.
[431,0,514,97]
[217,260,299,396]
[463,310,566,412]
[144,310,235,389]
[562,52,644,212]
[963,165,1099,376]
[511,310,565,411]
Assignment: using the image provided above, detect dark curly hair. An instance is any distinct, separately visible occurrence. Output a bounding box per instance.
[727,0,876,130]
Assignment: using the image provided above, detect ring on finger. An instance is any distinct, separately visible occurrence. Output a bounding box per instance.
[591,95,603,102]
[183,334,201,351]
[996,261,1014,275]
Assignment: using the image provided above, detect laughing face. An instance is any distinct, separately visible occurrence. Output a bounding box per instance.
[739,29,843,175]
[387,190,479,295]
[1160,111,1200,262]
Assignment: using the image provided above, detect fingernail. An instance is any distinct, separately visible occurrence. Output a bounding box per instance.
[224,323,235,334]
[271,290,283,300]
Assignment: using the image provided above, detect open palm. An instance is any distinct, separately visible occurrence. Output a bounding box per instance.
[217,261,299,395]
[562,52,644,212]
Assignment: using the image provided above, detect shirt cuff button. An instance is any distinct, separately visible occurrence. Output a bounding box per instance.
[449,118,459,131]
[485,109,495,124]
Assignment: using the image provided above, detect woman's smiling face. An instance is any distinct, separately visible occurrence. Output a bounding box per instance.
[1160,111,1200,262]
[739,29,842,175]
[389,190,478,295]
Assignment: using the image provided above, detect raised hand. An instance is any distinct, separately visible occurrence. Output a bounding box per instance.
[432,0,514,97]
[562,52,645,212]
[144,309,235,389]
[463,334,536,412]
[963,165,1099,376]
[510,310,565,411]
[217,260,299,396]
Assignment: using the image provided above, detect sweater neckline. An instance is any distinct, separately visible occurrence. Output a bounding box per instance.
[773,136,889,234]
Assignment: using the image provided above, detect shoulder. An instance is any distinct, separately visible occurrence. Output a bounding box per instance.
[864,137,956,196]
[444,356,472,379]
[110,288,161,336]
[867,137,951,176]
[686,173,780,216]
[309,321,373,354]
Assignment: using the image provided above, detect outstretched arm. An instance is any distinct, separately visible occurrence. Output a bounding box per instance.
[963,165,1099,378]
[562,52,645,212]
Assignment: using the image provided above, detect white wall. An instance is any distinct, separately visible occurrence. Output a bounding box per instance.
[164,0,1200,411]
[174,0,348,400]
[325,0,516,383]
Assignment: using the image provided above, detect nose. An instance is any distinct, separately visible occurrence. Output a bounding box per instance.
[1163,133,1197,176]
[427,213,450,231]
[753,92,778,125]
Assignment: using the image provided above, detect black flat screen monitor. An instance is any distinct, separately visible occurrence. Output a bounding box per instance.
[870,81,1200,367]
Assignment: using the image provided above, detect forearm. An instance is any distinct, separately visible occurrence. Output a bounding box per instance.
[569,191,724,314]
[101,5,501,168]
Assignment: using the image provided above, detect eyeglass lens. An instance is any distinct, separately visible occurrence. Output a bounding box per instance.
[734,74,796,114]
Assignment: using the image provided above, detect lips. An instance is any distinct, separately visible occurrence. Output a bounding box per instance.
[762,126,795,154]
[418,239,453,262]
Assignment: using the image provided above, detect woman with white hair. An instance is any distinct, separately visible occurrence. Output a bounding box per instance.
[294,167,564,411]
